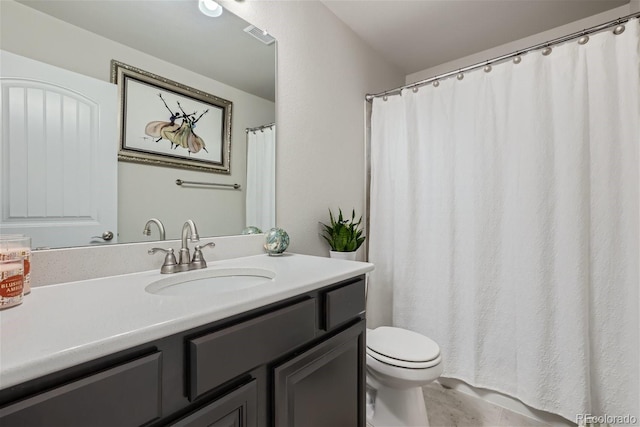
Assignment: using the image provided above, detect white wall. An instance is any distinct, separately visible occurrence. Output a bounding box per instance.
[221,0,404,257]
[0,0,275,243]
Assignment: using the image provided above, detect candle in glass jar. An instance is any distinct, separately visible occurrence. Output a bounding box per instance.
[0,258,24,310]
[0,235,31,294]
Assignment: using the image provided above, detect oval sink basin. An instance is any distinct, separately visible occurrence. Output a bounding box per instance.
[145,267,275,297]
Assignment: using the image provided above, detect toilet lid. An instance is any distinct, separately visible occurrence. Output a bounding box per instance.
[367,326,440,363]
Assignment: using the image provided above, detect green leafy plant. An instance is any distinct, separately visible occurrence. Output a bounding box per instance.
[321,209,366,252]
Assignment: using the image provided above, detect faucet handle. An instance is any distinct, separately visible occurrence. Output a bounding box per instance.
[148,247,180,274]
[191,242,215,270]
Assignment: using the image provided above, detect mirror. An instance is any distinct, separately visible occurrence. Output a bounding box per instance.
[0,0,276,249]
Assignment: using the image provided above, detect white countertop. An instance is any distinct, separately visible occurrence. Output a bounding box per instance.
[0,253,374,390]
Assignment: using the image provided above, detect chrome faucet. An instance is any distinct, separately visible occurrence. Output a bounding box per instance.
[178,220,200,267]
[143,218,166,240]
[149,220,216,273]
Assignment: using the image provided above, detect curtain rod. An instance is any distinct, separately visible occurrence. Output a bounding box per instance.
[366,12,640,102]
[246,123,275,133]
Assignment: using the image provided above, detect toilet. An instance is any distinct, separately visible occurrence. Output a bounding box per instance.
[366,326,443,427]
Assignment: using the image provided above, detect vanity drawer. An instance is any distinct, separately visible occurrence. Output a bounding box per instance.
[0,352,162,426]
[323,277,366,330]
[188,299,316,400]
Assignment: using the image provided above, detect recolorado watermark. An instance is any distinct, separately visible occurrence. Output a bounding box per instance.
[576,413,638,426]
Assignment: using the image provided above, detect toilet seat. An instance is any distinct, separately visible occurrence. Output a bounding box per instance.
[367,326,441,369]
[367,347,442,369]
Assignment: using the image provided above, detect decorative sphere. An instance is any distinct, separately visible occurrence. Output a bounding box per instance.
[264,228,289,256]
[242,226,262,235]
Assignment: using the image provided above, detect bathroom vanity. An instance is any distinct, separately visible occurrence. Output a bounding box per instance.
[0,254,373,426]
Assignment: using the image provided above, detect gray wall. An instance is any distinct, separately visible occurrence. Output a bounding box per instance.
[222,0,405,257]
[0,0,275,243]
[407,3,638,84]
[2,0,404,281]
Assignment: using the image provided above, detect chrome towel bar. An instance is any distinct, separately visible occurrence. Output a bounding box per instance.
[175,179,241,189]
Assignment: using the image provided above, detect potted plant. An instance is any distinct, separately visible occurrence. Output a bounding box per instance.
[320,209,366,260]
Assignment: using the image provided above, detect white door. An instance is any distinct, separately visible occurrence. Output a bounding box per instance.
[0,50,118,248]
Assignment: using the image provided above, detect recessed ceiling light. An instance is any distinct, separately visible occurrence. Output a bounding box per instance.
[199,0,223,18]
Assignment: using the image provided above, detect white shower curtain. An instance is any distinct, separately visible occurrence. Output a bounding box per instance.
[369,19,639,422]
[246,126,276,232]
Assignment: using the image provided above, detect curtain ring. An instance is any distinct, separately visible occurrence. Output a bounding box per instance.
[613,24,626,35]
[578,33,589,45]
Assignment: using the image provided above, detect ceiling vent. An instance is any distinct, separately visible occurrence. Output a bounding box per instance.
[244,25,276,46]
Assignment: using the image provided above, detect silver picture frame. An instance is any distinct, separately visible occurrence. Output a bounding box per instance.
[111,60,232,174]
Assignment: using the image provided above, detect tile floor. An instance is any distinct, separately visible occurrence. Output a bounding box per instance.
[423,382,550,427]
[367,381,553,427]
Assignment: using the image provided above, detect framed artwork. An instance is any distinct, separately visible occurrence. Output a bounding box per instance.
[111,60,232,173]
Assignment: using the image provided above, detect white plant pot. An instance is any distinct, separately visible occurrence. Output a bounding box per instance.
[329,250,357,261]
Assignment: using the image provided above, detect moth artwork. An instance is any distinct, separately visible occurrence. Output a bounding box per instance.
[145,93,209,155]
[112,60,232,173]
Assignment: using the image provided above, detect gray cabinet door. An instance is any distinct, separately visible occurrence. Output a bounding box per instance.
[172,380,257,427]
[274,320,365,427]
